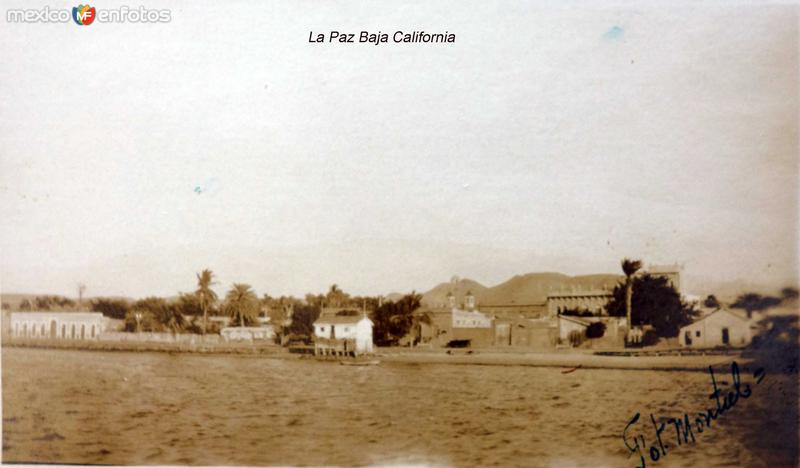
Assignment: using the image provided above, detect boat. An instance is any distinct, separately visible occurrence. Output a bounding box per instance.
[561,364,582,374]
[339,359,381,366]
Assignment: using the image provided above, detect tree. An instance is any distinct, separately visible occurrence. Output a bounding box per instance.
[33,295,75,311]
[607,274,697,338]
[325,284,350,308]
[305,293,325,310]
[621,258,643,333]
[703,294,721,309]
[195,269,218,335]
[154,303,186,335]
[91,298,130,319]
[124,297,177,332]
[372,292,422,346]
[124,297,186,333]
[586,321,606,338]
[781,287,799,302]
[731,293,782,318]
[18,299,32,311]
[287,304,321,338]
[262,294,301,342]
[223,284,259,327]
[176,293,203,316]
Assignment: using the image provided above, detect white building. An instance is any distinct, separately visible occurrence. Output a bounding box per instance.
[679,309,753,348]
[220,325,275,342]
[9,311,109,340]
[313,314,374,355]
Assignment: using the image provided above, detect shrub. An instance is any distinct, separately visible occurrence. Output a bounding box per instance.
[586,321,606,339]
[642,330,660,347]
[568,330,585,347]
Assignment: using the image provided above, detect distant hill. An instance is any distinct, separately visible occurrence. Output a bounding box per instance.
[383,292,406,302]
[421,272,622,307]
[421,278,489,308]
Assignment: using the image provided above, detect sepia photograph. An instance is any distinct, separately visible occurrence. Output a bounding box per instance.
[1,1,798,467]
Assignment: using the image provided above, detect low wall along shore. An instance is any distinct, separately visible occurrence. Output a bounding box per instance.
[2,335,283,355]
[99,331,222,344]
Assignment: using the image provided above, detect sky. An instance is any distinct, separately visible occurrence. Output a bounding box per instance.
[0,1,797,299]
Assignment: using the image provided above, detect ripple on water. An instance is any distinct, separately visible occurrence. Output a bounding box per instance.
[2,348,797,467]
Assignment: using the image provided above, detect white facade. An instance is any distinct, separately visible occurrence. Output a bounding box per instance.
[451,308,492,328]
[220,325,275,342]
[679,309,753,348]
[313,316,374,354]
[546,290,612,317]
[9,311,109,340]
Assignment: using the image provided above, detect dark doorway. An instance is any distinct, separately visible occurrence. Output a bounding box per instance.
[685,331,693,346]
[721,328,730,345]
[50,321,57,339]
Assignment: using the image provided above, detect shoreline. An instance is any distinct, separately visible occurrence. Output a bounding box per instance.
[1,338,287,356]
[377,350,746,372]
[2,338,750,371]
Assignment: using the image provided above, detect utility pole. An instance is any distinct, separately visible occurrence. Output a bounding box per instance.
[77,283,86,310]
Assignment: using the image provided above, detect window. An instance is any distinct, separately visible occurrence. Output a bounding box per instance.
[344,327,350,333]
[320,327,325,332]
[695,331,701,337]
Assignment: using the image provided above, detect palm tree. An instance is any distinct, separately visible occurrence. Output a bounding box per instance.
[621,258,643,333]
[160,306,186,335]
[195,269,218,335]
[224,283,259,327]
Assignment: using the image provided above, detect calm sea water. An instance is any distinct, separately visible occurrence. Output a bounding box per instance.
[2,347,797,467]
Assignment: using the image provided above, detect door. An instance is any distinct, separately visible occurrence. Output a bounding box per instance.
[721,328,730,345]
[684,331,692,346]
[50,321,57,339]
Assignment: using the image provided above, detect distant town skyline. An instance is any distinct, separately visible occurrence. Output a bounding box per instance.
[1,1,796,300]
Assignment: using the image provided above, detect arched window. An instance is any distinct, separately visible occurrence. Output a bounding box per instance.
[80,325,85,340]
[23,323,27,337]
[40,324,46,337]
[71,324,76,339]
[91,325,95,338]
[62,324,66,338]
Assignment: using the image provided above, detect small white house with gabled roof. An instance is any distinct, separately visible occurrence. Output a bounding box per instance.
[313,313,374,355]
[679,309,754,348]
